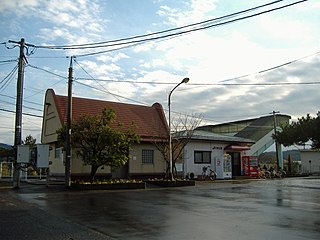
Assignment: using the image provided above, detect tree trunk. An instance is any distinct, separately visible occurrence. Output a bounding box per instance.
[90,165,98,183]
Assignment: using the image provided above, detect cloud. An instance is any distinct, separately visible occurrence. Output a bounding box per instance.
[158,0,217,26]
[174,55,320,123]
[77,60,122,78]
[256,15,315,46]
[96,53,130,63]
[38,0,105,32]
[2,0,106,46]
[1,0,319,145]
[0,0,40,13]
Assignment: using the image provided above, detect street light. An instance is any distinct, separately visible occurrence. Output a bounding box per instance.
[168,77,189,180]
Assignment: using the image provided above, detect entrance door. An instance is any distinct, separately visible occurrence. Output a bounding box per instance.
[227,152,241,177]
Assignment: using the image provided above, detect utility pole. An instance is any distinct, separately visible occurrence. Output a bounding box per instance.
[10,38,26,189]
[65,56,73,188]
[272,110,280,170]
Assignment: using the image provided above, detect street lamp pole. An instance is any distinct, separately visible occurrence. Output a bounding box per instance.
[168,77,189,180]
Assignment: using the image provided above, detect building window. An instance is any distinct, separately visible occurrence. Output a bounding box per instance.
[55,147,61,159]
[142,149,154,164]
[194,151,211,164]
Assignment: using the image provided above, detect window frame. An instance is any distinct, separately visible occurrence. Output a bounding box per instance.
[54,146,61,159]
[142,149,154,164]
[194,150,211,164]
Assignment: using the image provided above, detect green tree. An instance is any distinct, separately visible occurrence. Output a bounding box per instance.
[0,146,14,162]
[274,113,320,149]
[22,134,38,174]
[23,134,36,147]
[57,108,140,182]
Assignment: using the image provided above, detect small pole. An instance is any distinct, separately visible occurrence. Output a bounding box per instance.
[309,160,312,174]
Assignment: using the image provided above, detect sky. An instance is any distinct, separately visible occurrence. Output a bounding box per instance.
[0,0,319,146]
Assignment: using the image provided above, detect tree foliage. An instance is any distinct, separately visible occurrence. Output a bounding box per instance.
[56,108,140,182]
[22,134,37,169]
[274,113,320,149]
[23,134,36,147]
[0,146,14,161]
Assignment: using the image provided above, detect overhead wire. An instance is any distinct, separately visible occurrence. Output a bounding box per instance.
[0,93,43,107]
[0,59,17,64]
[32,0,284,49]
[28,0,306,52]
[0,99,43,112]
[0,63,18,92]
[73,59,122,102]
[74,80,147,106]
[71,47,318,130]
[23,64,68,99]
[0,108,42,118]
[1,0,311,132]
[76,50,320,87]
[27,64,68,80]
[74,77,283,130]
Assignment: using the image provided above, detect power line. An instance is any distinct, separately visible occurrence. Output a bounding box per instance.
[21,64,67,99]
[74,80,147,106]
[21,0,306,53]
[76,77,320,86]
[0,99,43,112]
[74,0,309,58]
[76,78,320,87]
[75,50,320,86]
[0,63,18,92]
[27,64,67,79]
[0,108,42,118]
[0,59,17,64]
[220,51,320,83]
[74,78,287,130]
[0,93,43,106]
[73,59,122,102]
[29,0,284,49]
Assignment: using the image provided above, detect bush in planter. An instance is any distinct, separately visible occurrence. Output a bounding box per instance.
[145,178,195,187]
[71,179,145,190]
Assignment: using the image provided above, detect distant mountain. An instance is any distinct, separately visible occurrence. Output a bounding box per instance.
[0,143,13,149]
[259,150,301,164]
[283,150,301,161]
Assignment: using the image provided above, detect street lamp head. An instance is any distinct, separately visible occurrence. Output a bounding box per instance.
[182,77,189,84]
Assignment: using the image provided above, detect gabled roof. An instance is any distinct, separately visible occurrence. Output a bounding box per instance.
[197,114,291,141]
[175,130,255,144]
[46,89,169,142]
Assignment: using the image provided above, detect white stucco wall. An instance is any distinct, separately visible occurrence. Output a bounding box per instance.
[183,141,227,179]
[300,150,320,174]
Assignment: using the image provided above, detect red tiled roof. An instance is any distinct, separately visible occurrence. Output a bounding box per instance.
[48,89,169,141]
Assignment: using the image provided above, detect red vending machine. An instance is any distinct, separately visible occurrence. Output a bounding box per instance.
[242,156,259,177]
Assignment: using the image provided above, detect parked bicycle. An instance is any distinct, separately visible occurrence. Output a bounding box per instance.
[202,166,217,180]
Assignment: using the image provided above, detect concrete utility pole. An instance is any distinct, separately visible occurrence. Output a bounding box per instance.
[65,56,73,188]
[10,38,26,189]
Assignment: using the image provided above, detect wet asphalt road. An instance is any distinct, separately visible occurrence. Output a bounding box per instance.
[1,177,320,240]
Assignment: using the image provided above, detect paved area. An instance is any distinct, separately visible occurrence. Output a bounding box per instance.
[0,182,112,240]
[1,177,320,240]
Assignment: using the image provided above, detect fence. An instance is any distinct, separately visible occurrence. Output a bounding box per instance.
[0,162,13,179]
[0,162,47,181]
